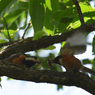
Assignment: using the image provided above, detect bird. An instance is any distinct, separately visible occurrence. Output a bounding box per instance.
[10,54,41,69]
[50,31,95,76]
[52,51,95,76]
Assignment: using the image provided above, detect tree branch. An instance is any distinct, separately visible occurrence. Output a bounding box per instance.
[0,23,95,59]
[72,0,85,25]
[21,22,31,39]
[0,60,95,94]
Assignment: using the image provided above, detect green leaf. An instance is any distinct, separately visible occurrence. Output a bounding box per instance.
[0,32,8,43]
[29,0,45,32]
[2,30,17,39]
[45,29,54,35]
[0,77,2,88]
[7,77,13,80]
[54,22,70,33]
[51,0,59,13]
[5,2,28,26]
[91,57,95,79]
[92,35,95,55]
[8,1,28,13]
[45,0,52,11]
[0,2,28,29]
[52,7,77,22]
[5,10,24,26]
[79,2,93,13]
[92,57,95,71]
[8,21,17,30]
[51,7,77,33]
[82,59,92,65]
[33,30,46,40]
[68,17,81,30]
[79,2,95,23]
[57,85,63,90]
[45,45,56,50]
[0,39,8,43]
[0,77,1,81]
[83,11,95,18]
[0,0,18,19]
[85,19,95,25]
[45,0,59,12]
[44,8,54,35]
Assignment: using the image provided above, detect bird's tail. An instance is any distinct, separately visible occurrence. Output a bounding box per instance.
[81,66,95,76]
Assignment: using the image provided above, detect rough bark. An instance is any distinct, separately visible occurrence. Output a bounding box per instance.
[0,60,95,94]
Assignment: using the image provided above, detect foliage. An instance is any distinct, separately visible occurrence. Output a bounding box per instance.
[0,0,95,90]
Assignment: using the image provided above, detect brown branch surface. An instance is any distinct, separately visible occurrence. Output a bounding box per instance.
[0,23,95,60]
[0,60,95,94]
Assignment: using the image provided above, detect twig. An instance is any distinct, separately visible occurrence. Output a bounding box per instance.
[72,0,85,25]
[21,22,31,39]
[3,17,11,43]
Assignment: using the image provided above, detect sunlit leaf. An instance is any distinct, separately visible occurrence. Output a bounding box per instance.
[33,30,46,40]
[91,57,95,79]
[0,39,8,43]
[92,35,95,55]
[92,57,95,71]
[45,0,52,11]
[79,2,93,13]
[45,45,56,50]
[8,77,13,80]
[82,59,92,65]
[1,30,17,39]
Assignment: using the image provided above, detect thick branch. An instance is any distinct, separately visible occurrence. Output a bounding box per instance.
[0,60,95,94]
[0,23,95,59]
[72,0,85,25]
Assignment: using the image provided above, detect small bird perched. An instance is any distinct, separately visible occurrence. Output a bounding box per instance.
[9,53,41,69]
[52,52,95,76]
[50,31,95,76]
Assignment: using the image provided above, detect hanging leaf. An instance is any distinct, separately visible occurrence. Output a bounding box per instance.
[29,0,45,32]
[91,57,95,79]
[45,45,56,50]
[51,0,59,13]
[92,36,95,55]
[33,30,46,40]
